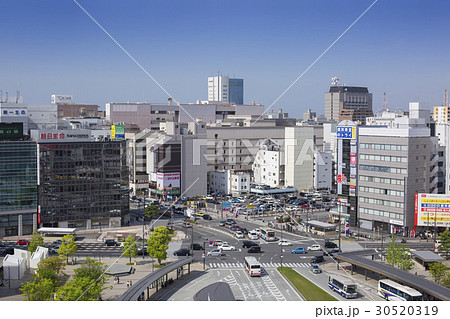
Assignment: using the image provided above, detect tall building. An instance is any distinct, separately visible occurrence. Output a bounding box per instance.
[31,129,129,229]
[325,80,373,124]
[0,123,37,237]
[253,139,285,188]
[356,103,439,234]
[208,75,243,104]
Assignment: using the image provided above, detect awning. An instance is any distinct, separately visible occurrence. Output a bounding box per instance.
[105,264,136,277]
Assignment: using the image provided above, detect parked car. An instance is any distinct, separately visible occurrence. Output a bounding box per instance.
[278,240,292,246]
[242,241,258,248]
[203,214,213,220]
[247,245,261,253]
[191,243,204,250]
[219,220,226,227]
[240,228,248,235]
[248,231,259,240]
[49,246,60,255]
[173,248,191,256]
[218,244,236,251]
[105,239,119,246]
[310,255,325,263]
[291,247,307,254]
[307,244,322,251]
[235,231,244,239]
[0,247,14,256]
[0,241,5,247]
[207,248,223,257]
[16,239,30,246]
[310,263,322,274]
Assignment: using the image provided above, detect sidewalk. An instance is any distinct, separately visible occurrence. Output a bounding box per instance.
[0,230,189,301]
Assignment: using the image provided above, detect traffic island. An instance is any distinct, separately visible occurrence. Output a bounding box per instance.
[277,266,337,301]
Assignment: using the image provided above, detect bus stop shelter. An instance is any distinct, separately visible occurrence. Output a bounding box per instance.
[307,220,337,236]
[411,251,445,270]
[37,227,76,236]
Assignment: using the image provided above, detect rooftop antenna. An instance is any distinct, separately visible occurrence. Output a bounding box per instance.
[16,90,20,103]
[444,89,448,107]
[5,91,8,103]
[382,92,387,111]
[331,76,340,86]
[0,90,2,103]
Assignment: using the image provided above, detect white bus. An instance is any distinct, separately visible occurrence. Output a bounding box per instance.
[244,256,262,277]
[328,275,358,299]
[378,279,422,301]
[259,228,276,241]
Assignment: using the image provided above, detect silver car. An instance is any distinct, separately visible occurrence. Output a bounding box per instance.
[207,248,223,257]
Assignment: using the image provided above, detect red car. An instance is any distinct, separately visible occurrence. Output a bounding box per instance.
[17,239,30,245]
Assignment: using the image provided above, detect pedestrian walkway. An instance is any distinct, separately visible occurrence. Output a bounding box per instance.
[208,262,311,269]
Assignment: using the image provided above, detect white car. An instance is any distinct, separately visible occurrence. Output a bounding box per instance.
[235,231,244,239]
[207,248,223,257]
[218,244,236,251]
[307,244,322,251]
[248,231,259,240]
[278,240,292,246]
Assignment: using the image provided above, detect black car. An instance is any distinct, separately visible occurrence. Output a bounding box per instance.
[247,245,261,253]
[105,239,119,246]
[173,248,191,256]
[191,243,204,250]
[310,255,324,263]
[324,248,341,256]
[324,241,338,248]
[0,247,14,256]
[248,246,261,253]
[203,214,212,220]
[242,240,258,248]
[240,228,249,235]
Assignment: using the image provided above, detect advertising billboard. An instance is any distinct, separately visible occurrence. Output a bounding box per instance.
[51,94,74,105]
[156,172,180,195]
[414,193,450,227]
[111,125,125,140]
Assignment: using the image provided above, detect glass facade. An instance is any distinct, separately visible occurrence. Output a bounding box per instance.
[0,141,38,236]
[229,78,244,104]
[0,141,37,211]
[38,141,129,228]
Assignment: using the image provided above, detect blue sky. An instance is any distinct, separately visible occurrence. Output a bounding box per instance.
[1,0,449,117]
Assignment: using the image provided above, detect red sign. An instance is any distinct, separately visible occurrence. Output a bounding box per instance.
[337,174,342,183]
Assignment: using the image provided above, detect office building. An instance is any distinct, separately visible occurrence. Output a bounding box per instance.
[30,129,129,229]
[208,170,250,196]
[146,122,207,198]
[433,105,450,124]
[0,123,37,237]
[325,80,373,124]
[208,75,243,104]
[357,102,438,234]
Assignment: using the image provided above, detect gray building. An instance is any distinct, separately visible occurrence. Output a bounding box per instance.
[325,84,373,124]
[357,103,436,234]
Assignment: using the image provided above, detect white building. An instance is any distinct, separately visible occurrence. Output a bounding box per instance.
[314,151,332,190]
[208,170,250,196]
[208,75,243,104]
[252,139,284,187]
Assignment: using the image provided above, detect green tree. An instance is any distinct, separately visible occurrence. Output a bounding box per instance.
[386,236,413,270]
[55,258,110,301]
[58,234,78,263]
[442,271,450,288]
[147,226,171,264]
[429,262,448,284]
[20,256,67,300]
[144,204,160,222]
[28,231,44,254]
[21,277,56,301]
[439,230,450,252]
[122,235,138,264]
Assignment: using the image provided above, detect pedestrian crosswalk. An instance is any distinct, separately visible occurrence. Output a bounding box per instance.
[208,262,311,269]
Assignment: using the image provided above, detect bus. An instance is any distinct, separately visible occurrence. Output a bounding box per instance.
[328,275,358,299]
[259,228,276,241]
[244,256,261,277]
[378,279,422,301]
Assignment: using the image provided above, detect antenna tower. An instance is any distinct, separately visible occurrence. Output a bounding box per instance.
[382,92,387,111]
[444,89,448,107]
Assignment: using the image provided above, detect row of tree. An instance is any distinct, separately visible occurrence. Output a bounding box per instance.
[21,256,109,300]
[122,226,171,264]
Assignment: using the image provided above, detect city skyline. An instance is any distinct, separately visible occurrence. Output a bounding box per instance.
[1,0,450,117]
